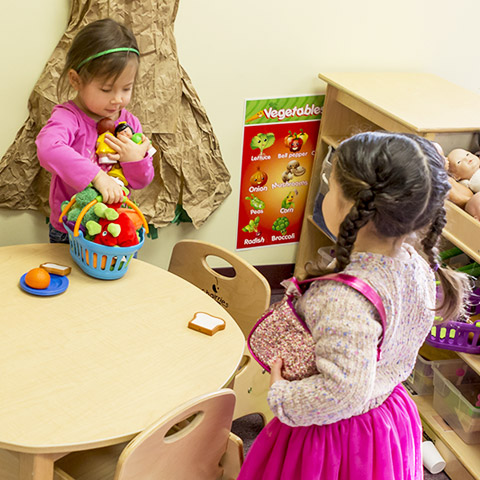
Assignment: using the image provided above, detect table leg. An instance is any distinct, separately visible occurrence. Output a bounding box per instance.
[18,453,57,480]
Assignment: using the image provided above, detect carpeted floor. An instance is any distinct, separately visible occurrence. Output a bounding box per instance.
[232,413,450,479]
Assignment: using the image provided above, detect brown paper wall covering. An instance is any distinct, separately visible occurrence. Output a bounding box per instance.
[0,0,231,229]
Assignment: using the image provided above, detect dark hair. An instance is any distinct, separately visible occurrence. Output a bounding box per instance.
[58,18,140,101]
[115,122,135,136]
[311,131,470,321]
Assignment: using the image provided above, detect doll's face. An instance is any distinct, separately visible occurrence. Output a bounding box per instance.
[117,126,134,139]
[447,149,480,181]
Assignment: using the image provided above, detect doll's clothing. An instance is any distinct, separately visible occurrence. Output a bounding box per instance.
[36,101,154,233]
[464,168,480,193]
[96,133,117,156]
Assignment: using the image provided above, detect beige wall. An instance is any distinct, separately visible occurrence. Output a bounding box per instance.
[1,0,479,268]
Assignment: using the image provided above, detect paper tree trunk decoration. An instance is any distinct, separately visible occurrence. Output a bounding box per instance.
[0,0,231,228]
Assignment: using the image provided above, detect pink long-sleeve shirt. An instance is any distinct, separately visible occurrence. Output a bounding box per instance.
[36,100,154,232]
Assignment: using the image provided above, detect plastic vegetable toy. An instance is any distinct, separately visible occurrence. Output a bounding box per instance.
[86,203,139,247]
[60,186,102,233]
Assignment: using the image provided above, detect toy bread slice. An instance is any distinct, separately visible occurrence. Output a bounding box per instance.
[188,312,226,336]
[40,262,72,276]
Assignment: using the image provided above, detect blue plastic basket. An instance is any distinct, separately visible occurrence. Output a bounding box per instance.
[64,223,145,280]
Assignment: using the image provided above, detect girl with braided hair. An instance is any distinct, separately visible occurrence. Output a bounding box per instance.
[238,132,470,480]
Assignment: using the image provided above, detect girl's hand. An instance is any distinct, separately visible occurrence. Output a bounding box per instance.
[270,358,285,386]
[92,170,124,205]
[104,134,150,163]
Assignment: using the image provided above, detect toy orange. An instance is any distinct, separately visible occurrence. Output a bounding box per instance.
[25,267,51,289]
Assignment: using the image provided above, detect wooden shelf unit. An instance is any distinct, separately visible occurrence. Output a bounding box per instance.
[294,72,480,479]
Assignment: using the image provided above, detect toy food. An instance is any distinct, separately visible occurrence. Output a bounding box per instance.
[25,267,51,289]
[188,312,226,336]
[40,263,71,276]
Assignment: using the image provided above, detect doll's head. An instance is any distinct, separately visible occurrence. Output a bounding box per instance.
[447,148,480,181]
[97,118,116,135]
[115,122,135,139]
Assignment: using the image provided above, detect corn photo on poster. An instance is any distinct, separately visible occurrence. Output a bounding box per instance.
[236,95,324,250]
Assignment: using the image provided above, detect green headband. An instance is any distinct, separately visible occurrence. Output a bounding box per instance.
[77,47,140,70]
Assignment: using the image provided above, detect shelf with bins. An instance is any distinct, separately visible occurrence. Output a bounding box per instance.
[414,394,478,480]
[294,72,480,478]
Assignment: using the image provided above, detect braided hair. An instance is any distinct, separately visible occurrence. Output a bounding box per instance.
[323,131,470,321]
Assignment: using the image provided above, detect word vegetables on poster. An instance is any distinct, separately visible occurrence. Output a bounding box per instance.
[236,95,324,250]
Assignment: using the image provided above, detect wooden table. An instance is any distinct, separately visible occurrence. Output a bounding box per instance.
[0,244,245,480]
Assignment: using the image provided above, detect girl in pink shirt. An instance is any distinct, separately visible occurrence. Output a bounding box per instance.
[36,19,154,242]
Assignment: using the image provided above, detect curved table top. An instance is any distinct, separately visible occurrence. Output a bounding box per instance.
[0,243,245,454]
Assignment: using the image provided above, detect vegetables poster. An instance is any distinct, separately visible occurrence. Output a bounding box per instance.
[236,95,324,250]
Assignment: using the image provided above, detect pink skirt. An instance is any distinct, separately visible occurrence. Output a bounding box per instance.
[237,384,423,480]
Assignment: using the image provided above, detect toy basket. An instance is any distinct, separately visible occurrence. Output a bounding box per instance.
[60,196,148,280]
[425,284,480,354]
[425,320,480,354]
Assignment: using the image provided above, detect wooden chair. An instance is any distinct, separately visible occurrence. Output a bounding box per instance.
[168,239,273,423]
[55,389,243,480]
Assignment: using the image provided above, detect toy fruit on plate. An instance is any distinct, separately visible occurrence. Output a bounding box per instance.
[25,267,51,289]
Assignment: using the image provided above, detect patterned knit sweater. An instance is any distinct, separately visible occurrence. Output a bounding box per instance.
[268,244,436,426]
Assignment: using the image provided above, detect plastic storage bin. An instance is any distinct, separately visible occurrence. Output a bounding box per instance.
[432,359,480,444]
[405,356,459,396]
[405,355,436,395]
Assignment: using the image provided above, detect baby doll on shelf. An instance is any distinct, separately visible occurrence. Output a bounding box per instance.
[432,143,473,209]
[446,148,480,220]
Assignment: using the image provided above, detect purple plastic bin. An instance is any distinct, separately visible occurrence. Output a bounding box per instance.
[425,320,480,354]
